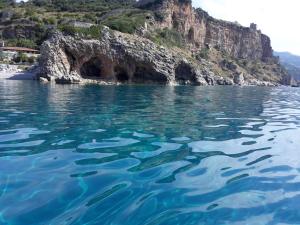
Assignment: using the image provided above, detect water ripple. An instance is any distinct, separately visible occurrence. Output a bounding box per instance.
[78,137,140,150]
[0,82,300,224]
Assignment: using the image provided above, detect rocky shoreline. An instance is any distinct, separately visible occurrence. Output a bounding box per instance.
[0,0,290,86]
[37,28,280,87]
[0,64,36,80]
[36,0,289,86]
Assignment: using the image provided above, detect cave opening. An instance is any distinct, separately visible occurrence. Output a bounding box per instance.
[175,62,196,84]
[133,64,167,84]
[188,27,195,42]
[115,66,129,82]
[80,57,103,79]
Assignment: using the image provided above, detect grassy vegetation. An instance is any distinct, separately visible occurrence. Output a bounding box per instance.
[13,52,36,64]
[149,28,184,48]
[58,25,103,39]
[102,10,148,34]
[0,0,185,51]
[196,48,209,60]
[6,38,38,49]
[28,0,136,12]
[0,0,152,47]
[0,0,15,9]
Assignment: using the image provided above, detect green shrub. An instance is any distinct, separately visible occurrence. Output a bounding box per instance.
[30,15,41,22]
[12,11,23,20]
[6,39,38,49]
[13,53,36,64]
[196,48,209,60]
[13,52,29,63]
[84,14,97,23]
[102,11,147,34]
[25,8,35,17]
[31,0,136,12]
[28,56,36,64]
[149,28,184,48]
[0,0,15,9]
[58,25,102,39]
[44,17,57,25]
[58,24,76,35]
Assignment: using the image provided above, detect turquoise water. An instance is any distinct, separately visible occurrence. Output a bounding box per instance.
[0,80,300,225]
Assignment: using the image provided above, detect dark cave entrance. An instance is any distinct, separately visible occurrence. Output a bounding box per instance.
[133,64,168,84]
[80,57,103,79]
[114,66,129,82]
[175,62,196,84]
[188,27,195,42]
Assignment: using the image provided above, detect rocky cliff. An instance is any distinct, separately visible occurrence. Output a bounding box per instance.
[38,0,288,85]
[39,27,282,86]
[39,28,234,85]
[138,0,273,61]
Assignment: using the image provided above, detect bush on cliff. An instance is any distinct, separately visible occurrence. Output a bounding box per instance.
[58,25,102,39]
[0,0,15,8]
[195,48,209,60]
[102,11,148,34]
[149,28,184,48]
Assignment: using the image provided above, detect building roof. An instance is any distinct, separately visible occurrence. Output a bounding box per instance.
[0,47,39,53]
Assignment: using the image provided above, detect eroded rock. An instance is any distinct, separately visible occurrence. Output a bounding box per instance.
[234,72,245,86]
[39,28,214,85]
[138,0,274,61]
[38,27,285,86]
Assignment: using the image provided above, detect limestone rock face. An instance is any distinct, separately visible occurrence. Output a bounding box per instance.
[39,28,216,85]
[138,0,273,61]
[234,72,245,86]
[38,28,280,86]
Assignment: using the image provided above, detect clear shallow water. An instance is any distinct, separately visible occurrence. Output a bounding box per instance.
[0,80,300,225]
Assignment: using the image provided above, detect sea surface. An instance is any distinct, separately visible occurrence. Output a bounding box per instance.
[0,80,300,225]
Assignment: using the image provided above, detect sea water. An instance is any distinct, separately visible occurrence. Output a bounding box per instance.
[0,80,300,225]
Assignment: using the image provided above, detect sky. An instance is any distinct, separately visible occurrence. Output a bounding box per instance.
[193,0,300,55]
